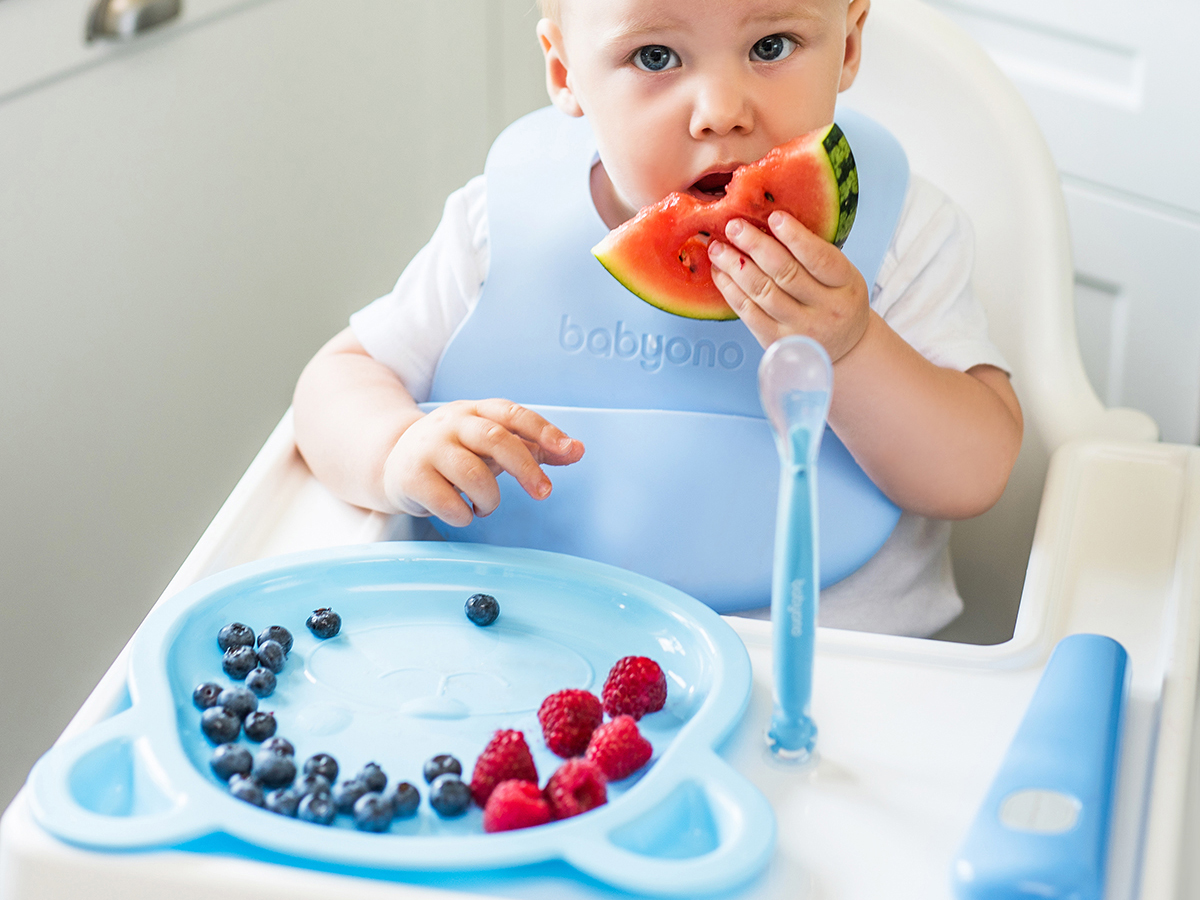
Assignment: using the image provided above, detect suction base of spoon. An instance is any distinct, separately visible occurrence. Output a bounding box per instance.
[766,715,818,764]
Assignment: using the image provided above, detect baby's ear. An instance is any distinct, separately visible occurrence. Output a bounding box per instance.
[838,0,871,93]
[537,18,583,117]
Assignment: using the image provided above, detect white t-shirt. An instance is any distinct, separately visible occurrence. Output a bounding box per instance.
[351,173,1010,638]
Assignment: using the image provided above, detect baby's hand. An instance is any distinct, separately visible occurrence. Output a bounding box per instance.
[382,399,584,526]
[707,211,869,361]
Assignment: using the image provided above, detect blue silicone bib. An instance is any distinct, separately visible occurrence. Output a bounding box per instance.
[427,106,909,612]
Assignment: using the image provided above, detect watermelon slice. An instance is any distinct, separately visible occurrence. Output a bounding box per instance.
[593,123,857,321]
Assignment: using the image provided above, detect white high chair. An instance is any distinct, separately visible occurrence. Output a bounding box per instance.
[840,5,1157,645]
[4,1,1199,898]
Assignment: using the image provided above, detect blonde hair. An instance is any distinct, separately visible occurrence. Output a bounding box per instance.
[538,0,559,21]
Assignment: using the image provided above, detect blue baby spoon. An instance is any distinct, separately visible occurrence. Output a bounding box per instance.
[758,335,833,762]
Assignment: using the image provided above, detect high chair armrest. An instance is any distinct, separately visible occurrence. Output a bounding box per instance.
[1069,406,1159,444]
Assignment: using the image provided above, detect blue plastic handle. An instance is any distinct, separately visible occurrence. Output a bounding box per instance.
[27,706,215,849]
[951,633,1129,899]
[760,336,832,762]
[766,423,820,759]
[564,746,775,896]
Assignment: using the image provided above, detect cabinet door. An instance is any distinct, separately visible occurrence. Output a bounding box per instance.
[0,0,546,810]
[925,0,1200,216]
[924,0,1200,444]
[1066,182,1200,444]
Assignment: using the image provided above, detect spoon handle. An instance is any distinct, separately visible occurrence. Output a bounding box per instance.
[767,425,819,760]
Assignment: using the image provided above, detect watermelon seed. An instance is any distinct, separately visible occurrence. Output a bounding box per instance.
[764,191,775,202]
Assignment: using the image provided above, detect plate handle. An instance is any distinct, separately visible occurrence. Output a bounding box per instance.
[28,706,214,849]
[562,747,775,896]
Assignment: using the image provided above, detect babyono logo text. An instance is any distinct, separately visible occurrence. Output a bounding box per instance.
[558,315,745,373]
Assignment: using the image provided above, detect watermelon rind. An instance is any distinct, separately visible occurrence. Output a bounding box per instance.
[593,254,740,321]
[822,123,858,249]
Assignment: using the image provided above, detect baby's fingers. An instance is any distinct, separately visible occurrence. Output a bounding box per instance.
[765,211,852,288]
[393,460,478,527]
[458,415,554,504]
[473,399,583,464]
[434,444,508,520]
[721,218,819,304]
[709,266,783,344]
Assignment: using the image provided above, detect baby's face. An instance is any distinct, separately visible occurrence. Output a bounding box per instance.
[540,0,867,224]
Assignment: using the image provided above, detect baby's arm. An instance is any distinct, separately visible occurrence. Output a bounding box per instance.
[293,327,584,525]
[708,212,1022,520]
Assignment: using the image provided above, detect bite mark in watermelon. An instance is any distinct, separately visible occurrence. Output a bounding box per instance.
[593,123,858,321]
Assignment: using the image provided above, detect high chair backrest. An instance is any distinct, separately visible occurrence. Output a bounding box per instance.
[839,0,1157,643]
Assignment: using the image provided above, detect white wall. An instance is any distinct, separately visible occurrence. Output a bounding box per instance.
[0,0,548,812]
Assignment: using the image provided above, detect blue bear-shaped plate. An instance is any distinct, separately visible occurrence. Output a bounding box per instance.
[28,542,774,897]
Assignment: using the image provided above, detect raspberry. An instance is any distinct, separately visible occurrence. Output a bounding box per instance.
[483,780,553,832]
[538,689,603,758]
[601,656,667,720]
[585,715,653,781]
[470,729,538,807]
[544,759,607,819]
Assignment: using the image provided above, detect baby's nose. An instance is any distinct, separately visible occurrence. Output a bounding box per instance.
[689,73,753,138]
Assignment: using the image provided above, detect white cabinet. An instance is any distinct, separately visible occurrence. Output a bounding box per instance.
[1065,182,1200,443]
[0,0,547,810]
[925,0,1200,213]
[928,0,1200,443]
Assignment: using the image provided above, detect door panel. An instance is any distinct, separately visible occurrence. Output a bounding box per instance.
[1065,181,1200,444]
[927,0,1200,215]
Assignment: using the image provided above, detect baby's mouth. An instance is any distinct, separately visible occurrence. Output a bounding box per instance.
[690,171,734,200]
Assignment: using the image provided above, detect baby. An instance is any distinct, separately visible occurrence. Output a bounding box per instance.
[293,0,1023,637]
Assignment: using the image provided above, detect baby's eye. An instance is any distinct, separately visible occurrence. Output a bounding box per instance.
[633,45,680,72]
[750,34,797,62]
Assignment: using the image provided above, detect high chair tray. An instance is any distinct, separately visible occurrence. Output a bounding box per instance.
[4,416,1200,899]
[25,542,772,897]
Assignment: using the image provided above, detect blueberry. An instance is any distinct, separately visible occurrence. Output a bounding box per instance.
[332,778,370,814]
[465,593,500,626]
[244,667,276,698]
[210,743,253,781]
[295,773,332,798]
[222,645,257,680]
[358,762,387,794]
[261,736,295,757]
[217,686,258,720]
[306,608,341,639]
[253,751,297,789]
[257,625,294,655]
[218,623,256,652]
[192,682,223,710]
[200,707,241,744]
[353,792,394,832]
[390,782,420,819]
[423,754,462,783]
[228,774,265,807]
[298,793,336,825]
[243,711,277,742]
[428,774,471,818]
[255,639,286,674]
[303,752,339,782]
[265,787,301,817]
